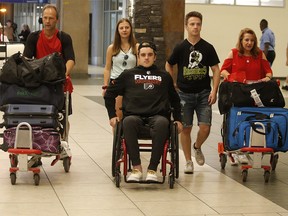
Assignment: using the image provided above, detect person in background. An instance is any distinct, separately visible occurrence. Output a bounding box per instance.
[260,19,275,66]
[104,41,183,182]
[18,24,31,44]
[165,11,221,174]
[4,20,14,42]
[282,43,288,91]
[103,18,138,119]
[0,23,9,42]
[221,28,272,165]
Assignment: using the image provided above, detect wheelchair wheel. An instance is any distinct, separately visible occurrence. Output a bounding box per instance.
[170,122,179,180]
[112,121,121,177]
[115,172,121,188]
[169,175,174,189]
[114,145,122,185]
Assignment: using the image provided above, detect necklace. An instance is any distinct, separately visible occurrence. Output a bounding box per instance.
[121,46,130,53]
[245,56,251,63]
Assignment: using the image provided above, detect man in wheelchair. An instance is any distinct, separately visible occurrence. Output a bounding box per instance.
[104,41,183,182]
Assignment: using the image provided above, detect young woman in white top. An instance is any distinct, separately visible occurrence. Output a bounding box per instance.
[103,18,138,119]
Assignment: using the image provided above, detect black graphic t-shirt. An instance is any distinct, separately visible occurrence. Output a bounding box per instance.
[104,65,181,121]
[167,39,220,93]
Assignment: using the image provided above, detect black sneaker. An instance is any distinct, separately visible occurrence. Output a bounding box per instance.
[282,85,288,91]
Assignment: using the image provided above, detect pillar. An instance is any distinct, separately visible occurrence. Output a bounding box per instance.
[91,0,104,65]
[61,0,89,78]
[134,0,184,70]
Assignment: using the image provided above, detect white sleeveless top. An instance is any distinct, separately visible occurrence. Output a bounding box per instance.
[111,48,137,79]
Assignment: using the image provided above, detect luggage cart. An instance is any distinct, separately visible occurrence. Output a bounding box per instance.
[217,107,287,182]
[8,122,42,185]
[0,92,72,185]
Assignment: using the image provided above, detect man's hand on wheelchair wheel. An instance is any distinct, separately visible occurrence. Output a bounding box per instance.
[110,117,120,128]
[175,121,183,134]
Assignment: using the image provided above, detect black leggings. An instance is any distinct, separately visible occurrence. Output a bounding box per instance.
[122,115,169,171]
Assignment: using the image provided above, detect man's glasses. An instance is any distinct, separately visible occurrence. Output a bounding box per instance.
[122,54,129,67]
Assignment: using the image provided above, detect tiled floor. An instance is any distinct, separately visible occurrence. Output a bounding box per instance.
[1,66,288,215]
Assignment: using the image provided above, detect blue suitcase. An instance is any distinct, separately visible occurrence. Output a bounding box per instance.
[224,107,288,152]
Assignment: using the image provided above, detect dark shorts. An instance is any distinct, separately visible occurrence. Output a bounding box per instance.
[178,89,212,127]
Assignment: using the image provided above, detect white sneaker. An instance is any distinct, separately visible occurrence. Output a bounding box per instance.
[146,170,158,182]
[184,160,194,174]
[193,144,205,166]
[238,154,249,164]
[127,169,142,182]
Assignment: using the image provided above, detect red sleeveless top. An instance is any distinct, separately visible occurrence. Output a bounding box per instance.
[221,48,272,82]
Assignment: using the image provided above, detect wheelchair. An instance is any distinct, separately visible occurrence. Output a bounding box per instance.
[111,118,179,189]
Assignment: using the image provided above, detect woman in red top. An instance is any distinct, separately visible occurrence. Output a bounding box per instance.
[221,28,273,165]
[221,28,272,83]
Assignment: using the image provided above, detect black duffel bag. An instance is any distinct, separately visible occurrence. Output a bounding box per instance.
[0,52,66,88]
[218,80,285,114]
[28,52,66,84]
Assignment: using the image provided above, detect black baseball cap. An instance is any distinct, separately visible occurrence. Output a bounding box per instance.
[138,41,157,53]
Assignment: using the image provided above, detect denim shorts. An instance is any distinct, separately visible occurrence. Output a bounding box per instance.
[178,89,212,127]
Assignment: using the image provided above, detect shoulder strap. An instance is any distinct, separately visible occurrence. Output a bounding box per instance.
[37,30,41,37]
[57,31,63,45]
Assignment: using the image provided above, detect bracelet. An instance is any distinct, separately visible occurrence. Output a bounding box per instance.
[266,76,272,79]
[102,85,108,90]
